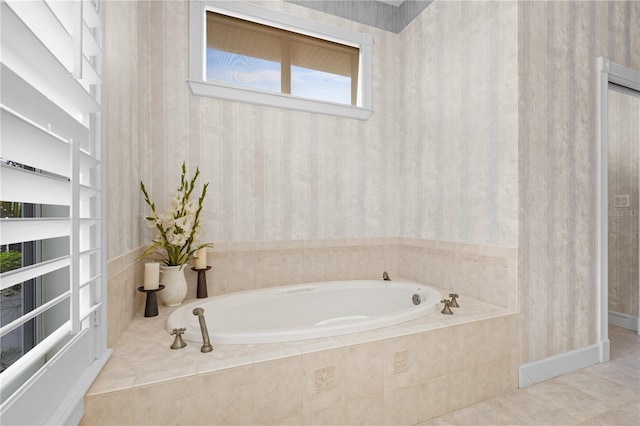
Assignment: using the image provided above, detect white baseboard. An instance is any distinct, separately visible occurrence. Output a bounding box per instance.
[519,343,601,388]
[608,310,639,332]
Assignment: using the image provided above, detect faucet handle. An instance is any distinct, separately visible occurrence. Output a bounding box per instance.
[440,299,453,315]
[171,327,186,336]
[170,328,187,349]
[449,293,460,308]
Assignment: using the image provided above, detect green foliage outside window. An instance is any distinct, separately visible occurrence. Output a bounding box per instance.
[0,251,22,297]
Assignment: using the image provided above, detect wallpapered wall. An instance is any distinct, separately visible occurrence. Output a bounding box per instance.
[519,0,640,364]
[141,0,403,247]
[106,0,151,260]
[398,0,519,246]
[106,0,640,367]
[608,89,640,318]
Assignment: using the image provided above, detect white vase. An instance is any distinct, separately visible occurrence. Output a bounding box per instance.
[159,265,188,306]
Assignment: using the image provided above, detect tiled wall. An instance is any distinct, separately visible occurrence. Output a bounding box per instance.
[519,0,640,363]
[608,89,640,318]
[398,0,519,247]
[400,239,517,311]
[82,314,519,425]
[106,247,145,347]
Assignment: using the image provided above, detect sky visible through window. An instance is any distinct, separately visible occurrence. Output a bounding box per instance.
[207,49,351,105]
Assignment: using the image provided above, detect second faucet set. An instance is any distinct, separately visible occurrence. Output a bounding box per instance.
[441,293,460,314]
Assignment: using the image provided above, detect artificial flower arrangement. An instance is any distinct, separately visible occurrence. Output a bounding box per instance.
[140,162,212,267]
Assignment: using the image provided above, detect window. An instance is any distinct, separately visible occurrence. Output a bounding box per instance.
[0,1,108,424]
[207,12,359,106]
[189,1,373,119]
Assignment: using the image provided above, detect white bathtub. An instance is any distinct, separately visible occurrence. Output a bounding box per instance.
[167,280,442,344]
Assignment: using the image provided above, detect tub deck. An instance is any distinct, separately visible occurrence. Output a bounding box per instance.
[82,281,520,425]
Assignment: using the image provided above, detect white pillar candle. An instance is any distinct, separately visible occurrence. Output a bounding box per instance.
[195,247,207,269]
[144,262,160,290]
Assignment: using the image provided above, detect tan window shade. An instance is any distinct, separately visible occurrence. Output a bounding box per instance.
[206,11,359,106]
[206,13,281,63]
[291,39,357,78]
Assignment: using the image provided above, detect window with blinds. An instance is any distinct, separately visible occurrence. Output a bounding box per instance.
[0,1,108,424]
[206,12,359,106]
[188,1,373,120]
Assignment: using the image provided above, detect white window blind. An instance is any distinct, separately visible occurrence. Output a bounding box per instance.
[0,1,109,424]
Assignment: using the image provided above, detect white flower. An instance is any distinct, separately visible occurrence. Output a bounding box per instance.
[185,201,197,215]
[140,162,211,266]
[170,192,183,210]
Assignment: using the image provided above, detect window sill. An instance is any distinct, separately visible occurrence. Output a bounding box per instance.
[188,80,373,120]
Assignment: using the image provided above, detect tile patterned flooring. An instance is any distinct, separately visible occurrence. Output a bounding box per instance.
[421,325,640,425]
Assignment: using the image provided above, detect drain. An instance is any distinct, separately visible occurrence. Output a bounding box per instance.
[412,294,421,305]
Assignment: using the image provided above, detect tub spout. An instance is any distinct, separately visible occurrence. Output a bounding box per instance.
[382,271,391,281]
[192,307,213,353]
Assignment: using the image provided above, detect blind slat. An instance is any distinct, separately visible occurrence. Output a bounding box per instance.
[0,322,72,391]
[0,64,89,148]
[44,0,73,36]
[0,292,70,338]
[0,107,71,177]
[1,2,100,116]
[0,256,70,291]
[6,0,73,71]
[0,218,70,245]
[0,165,71,206]
[79,302,101,323]
[82,0,101,28]
[79,55,102,88]
[82,21,102,58]
[80,274,100,290]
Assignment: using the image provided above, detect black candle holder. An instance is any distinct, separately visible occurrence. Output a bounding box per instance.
[137,285,165,317]
[191,266,211,298]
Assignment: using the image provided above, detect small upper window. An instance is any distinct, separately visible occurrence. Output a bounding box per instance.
[188,1,373,120]
[206,12,359,106]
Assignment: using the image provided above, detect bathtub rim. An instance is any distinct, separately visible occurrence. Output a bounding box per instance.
[166,279,442,344]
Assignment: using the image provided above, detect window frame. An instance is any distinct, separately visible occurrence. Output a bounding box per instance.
[188,0,373,120]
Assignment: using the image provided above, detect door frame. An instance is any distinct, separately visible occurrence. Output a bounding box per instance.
[597,57,640,363]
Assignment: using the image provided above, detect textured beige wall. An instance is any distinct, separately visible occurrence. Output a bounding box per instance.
[608,89,640,318]
[519,0,640,363]
[142,0,402,245]
[105,0,152,345]
[399,0,519,247]
[106,0,152,260]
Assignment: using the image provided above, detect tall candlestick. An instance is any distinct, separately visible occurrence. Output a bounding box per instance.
[144,262,160,290]
[195,248,207,269]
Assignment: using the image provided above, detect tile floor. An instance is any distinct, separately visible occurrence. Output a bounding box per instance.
[421,325,640,425]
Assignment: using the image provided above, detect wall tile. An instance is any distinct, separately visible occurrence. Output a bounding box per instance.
[383,385,419,426]
[417,375,450,423]
[81,391,133,426]
[346,394,384,426]
[345,341,384,400]
[196,366,254,425]
[383,335,419,391]
[131,377,198,425]
[302,348,345,413]
[254,356,303,425]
